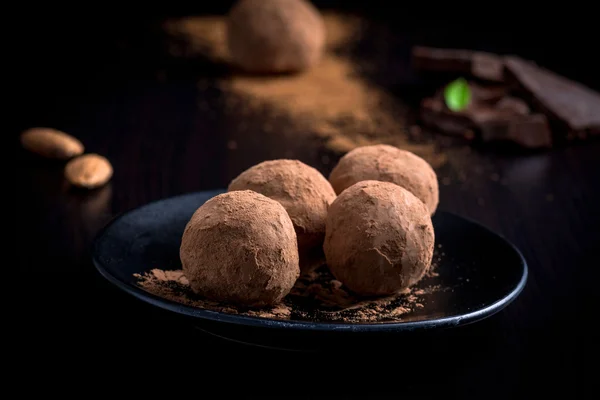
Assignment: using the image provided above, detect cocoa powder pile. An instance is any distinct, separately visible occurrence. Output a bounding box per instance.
[134,269,292,319]
[164,13,446,168]
[134,258,444,323]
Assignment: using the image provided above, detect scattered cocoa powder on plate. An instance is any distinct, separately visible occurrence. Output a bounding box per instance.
[134,259,446,323]
[134,269,291,318]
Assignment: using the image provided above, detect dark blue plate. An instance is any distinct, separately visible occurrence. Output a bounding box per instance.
[93,190,527,349]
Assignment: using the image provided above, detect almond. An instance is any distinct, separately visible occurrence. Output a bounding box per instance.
[65,154,113,189]
[20,127,84,160]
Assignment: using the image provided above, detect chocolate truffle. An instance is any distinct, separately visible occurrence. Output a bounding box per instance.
[324,180,435,296]
[329,144,439,214]
[226,0,325,73]
[228,159,336,271]
[180,190,300,307]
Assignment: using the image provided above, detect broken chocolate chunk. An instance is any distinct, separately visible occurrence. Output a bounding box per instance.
[420,83,552,148]
[495,96,530,115]
[504,56,600,136]
[412,46,505,82]
[470,84,509,104]
[479,114,552,148]
[421,97,472,137]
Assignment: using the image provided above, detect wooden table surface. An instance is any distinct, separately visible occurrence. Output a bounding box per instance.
[17,7,596,397]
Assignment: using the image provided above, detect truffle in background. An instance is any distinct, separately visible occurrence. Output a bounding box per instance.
[324,180,435,296]
[180,190,300,307]
[226,0,325,73]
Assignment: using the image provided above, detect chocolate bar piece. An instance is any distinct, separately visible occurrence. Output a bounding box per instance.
[412,46,505,82]
[420,97,472,137]
[420,85,552,148]
[504,56,600,136]
[495,96,530,115]
[478,114,552,148]
[471,84,509,104]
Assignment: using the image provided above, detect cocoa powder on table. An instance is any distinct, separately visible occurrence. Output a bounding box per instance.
[164,13,507,189]
[164,13,447,168]
[134,261,444,323]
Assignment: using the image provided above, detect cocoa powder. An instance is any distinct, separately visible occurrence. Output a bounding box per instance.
[134,259,444,323]
[164,13,447,168]
[163,13,505,186]
[134,269,291,318]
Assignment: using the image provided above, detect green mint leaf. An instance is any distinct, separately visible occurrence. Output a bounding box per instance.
[444,78,471,111]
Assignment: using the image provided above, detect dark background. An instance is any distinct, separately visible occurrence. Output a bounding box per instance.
[16,1,596,397]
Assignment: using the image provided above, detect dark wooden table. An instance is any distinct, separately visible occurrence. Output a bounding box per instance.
[17,7,596,397]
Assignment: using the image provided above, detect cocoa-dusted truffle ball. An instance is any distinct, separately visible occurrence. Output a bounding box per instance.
[226,0,325,73]
[324,180,435,296]
[228,160,336,271]
[180,190,300,307]
[329,144,439,214]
